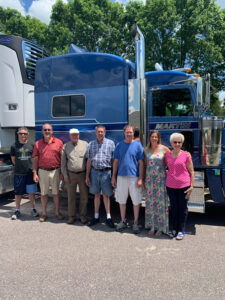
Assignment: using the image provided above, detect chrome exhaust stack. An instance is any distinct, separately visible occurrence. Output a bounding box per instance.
[128,24,147,145]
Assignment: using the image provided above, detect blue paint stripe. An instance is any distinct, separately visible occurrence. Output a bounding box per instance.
[35,123,127,132]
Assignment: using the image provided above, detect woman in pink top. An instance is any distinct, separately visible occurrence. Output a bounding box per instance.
[165,133,194,240]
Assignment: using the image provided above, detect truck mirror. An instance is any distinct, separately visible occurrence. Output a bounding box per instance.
[205,73,210,108]
[193,105,199,117]
[197,77,203,106]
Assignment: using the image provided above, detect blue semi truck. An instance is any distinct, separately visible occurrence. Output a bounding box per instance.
[34,26,224,213]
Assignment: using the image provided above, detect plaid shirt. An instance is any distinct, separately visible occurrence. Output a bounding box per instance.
[86,138,115,169]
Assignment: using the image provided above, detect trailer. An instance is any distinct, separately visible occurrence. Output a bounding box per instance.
[34,26,224,213]
[0,34,48,194]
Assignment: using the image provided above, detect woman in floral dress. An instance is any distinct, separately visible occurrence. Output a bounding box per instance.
[145,131,170,237]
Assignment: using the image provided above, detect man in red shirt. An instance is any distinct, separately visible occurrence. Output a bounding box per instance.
[33,123,64,222]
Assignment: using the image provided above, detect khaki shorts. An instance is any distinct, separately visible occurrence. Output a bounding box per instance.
[38,168,60,195]
[115,176,142,205]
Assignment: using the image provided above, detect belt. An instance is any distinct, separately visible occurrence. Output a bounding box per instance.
[92,167,111,172]
[69,170,85,174]
[39,167,60,171]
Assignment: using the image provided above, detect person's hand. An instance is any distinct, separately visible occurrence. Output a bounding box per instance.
[111,176,117,188]
[184,186,193,199]
[33,173,39,183]
[60,173,64,181]
[64,178,70,184]
[85,177,90,187]
[137,178,143,188]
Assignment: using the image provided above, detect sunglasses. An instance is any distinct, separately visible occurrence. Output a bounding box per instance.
[43,129,52,132]
[18,133,28,135]
[173,141,182,144]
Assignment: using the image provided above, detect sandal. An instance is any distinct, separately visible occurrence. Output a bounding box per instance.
[168,230,176,239]
[148,230,155,236]
[40,215,47,222]
[176,232,184,240]
[155,231,163,237]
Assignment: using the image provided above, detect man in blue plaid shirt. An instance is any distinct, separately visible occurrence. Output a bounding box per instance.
[85,125,115,228]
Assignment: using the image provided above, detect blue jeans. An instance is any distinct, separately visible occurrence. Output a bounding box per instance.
[89,168,113,196]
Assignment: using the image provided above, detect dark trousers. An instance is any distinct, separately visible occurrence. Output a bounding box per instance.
[166,186,189,233]
[67,171,88,218]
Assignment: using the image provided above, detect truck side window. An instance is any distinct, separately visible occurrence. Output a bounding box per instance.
[152,88,193,117]
[52,95,85,117]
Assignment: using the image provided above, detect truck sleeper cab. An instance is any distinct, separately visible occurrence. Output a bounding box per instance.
[35,52,135,144]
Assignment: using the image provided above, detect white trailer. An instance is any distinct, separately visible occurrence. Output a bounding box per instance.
[0,34,47,194]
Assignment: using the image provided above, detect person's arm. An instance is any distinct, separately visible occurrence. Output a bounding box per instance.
[163,146,170,168]
[85,158,92,187]
[111,159,119,187]
[11,156,15,165]
[59,141,64,181]
[184,153,194,199]
[61,144,69,184]
[10,145,16,166]
[32,156,39,183]
[163,145,170,154]
[143,148,147,181]
[137,159,144,188]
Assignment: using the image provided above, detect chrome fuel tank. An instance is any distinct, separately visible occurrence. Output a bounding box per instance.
[201,117,223,166]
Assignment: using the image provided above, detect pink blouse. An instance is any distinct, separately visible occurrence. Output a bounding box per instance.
[165,151,192,188]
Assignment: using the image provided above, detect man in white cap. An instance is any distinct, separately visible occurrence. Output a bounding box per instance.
[61,128,88,224]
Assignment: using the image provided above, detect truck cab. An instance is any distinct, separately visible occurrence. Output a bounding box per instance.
[0,34,48,194]
[146,69,224,212]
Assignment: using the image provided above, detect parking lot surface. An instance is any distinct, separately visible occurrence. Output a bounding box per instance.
[0,193,225,300]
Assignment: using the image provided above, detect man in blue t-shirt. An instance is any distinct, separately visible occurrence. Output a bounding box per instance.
[111,125,144,234]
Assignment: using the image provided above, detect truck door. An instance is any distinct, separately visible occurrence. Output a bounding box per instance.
[148,85,205,213]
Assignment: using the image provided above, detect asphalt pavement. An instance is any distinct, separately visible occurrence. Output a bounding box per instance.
[0,193,225,300]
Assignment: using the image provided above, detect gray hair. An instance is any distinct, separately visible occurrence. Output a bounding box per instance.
[170,132,184,143]
[17,127,29,134]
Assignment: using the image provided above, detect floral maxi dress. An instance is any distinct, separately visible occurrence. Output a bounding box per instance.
[145,146,169,233]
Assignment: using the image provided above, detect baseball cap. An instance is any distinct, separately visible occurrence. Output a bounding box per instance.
[69,128,79,134]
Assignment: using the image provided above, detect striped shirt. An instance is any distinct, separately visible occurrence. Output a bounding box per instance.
[86,138,115,169]
[33,136,63,169]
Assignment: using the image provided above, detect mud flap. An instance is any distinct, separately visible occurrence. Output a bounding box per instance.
[206,168,224,203]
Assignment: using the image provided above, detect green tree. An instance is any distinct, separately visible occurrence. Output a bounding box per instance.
[137,0,179,70]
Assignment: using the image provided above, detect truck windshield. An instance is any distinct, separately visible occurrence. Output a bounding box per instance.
[152,88,193,117]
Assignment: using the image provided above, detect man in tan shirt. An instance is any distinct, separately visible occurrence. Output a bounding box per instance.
[61,128,88,224]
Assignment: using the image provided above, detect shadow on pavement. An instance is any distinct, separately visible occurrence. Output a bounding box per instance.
[1,192,225,238]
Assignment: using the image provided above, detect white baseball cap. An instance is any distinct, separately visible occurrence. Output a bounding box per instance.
[69,128,79,134]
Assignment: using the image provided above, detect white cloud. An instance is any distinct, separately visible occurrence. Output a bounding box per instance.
[0,0,26,15]
[219,91,225,101]
[28,0,67,25]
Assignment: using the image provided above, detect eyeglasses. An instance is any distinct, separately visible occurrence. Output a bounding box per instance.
[173,141,182,144]
[18,133,28,136]
[43,129,51,132]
